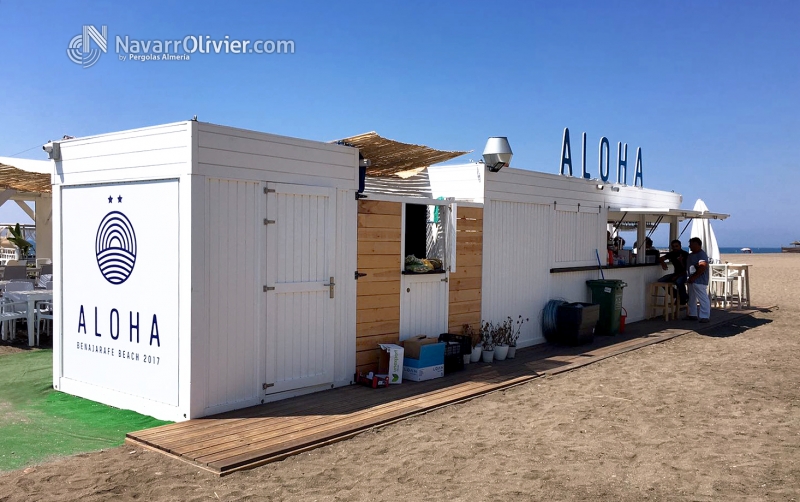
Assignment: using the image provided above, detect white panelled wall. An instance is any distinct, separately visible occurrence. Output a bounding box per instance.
[202,178,264,415]
[482,200,553,346]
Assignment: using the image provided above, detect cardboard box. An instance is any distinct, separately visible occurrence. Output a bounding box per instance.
[402,364,445,382]
[402,335,441,360]
[377,344,404,384]
[402,342,445,368]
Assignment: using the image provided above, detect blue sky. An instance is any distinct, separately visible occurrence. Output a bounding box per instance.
[0,0,797,246]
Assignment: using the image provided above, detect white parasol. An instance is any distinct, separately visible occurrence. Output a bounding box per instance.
[690,199,721,263]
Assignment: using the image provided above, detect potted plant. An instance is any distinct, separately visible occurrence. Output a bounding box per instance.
[464,324,482,363]
[506,315,528,359]
[480,321,494,363]
[7,223,32,263]
[493,321,510,361]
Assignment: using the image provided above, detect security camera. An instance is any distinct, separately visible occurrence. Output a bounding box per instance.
[482,137,513,172]
[42,141,61,160]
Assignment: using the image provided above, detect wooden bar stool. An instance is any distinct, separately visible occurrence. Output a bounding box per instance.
[647,282,676,321]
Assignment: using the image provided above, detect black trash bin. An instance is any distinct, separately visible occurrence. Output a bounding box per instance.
[554,302,599,345]
[586,279,627,335]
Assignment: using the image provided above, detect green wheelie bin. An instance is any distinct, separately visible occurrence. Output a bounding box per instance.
[586,279,628,335]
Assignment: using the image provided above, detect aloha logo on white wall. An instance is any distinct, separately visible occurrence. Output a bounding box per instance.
[95,201,137,284]
[67,25,108,69]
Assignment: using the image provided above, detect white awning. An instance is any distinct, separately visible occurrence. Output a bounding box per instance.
[608,207,729,222]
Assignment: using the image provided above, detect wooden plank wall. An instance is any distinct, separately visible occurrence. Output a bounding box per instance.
[448,206,483,334]
[356,200,402,374]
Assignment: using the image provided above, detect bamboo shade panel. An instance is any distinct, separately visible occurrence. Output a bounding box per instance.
[0,163,51,193]
[336,132,469,177]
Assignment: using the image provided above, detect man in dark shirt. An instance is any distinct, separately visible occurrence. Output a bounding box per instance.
[658,239,689,304]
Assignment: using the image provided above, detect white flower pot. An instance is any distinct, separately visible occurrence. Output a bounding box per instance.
[470,345,483,363]
[507,346,517,359]
[494,344,509,361]
[481,349,494,363]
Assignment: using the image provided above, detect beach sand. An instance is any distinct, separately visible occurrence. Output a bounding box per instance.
[1,253,798,501]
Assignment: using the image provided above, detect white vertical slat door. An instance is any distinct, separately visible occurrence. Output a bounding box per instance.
[400,273,449,340]
[265,183,336,394]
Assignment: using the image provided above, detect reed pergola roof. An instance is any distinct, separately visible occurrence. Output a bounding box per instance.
[0,162,51,193]
[335,132,469,177]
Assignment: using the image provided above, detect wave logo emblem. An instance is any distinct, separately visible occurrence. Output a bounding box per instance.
[67,25,108,69]
[96,211,137,285]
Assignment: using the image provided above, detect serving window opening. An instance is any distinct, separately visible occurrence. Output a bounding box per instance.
[403,203,455,274]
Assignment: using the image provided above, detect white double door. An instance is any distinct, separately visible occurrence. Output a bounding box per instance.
[264,183,335,394]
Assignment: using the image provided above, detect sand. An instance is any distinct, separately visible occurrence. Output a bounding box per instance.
[1,253,798,501]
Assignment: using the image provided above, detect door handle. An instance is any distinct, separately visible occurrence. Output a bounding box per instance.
[323,276,335,299]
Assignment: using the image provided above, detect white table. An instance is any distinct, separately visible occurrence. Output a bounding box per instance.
[5,289,53,346]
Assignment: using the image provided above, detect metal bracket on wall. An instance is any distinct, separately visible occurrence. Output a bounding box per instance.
[264,219,276,225]
[264,187,275,194]
[263,286,275,292]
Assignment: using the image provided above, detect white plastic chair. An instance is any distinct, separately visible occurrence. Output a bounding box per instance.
[709,264,741,308]
[0,299,28,341]
[35,300,53,345]
[1,282,33,342]
[2,265,28,280]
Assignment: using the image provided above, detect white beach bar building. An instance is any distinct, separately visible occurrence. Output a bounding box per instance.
[52,121,360,422]
[50,121,725,422]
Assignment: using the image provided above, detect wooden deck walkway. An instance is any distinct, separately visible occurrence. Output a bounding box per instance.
[127,307,766,475]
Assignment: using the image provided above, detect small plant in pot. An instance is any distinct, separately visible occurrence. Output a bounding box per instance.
[464,324,483,363]
[493,321,510,361]
[506,315,529,359]
[480,321,495,363]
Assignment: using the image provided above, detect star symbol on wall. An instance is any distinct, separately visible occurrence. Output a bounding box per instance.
[108,196,113,203]
[117,195,123,203]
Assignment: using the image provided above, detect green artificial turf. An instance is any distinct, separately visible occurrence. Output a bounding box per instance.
[0,349,171,471]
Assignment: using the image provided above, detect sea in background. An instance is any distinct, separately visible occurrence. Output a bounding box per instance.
[719,247,782,254]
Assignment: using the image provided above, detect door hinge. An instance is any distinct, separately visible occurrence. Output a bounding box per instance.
[355,192,367,200]
[441,277,448,283]
[263,285,275,292]
[262,382,274,389]
[264,219,276,225]
[355,271,367,280]
[264,187,275,194]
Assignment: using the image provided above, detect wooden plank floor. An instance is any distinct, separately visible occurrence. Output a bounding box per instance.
[127,306,767,475]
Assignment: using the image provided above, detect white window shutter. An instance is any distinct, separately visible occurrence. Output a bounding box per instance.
[447,203,457,273]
